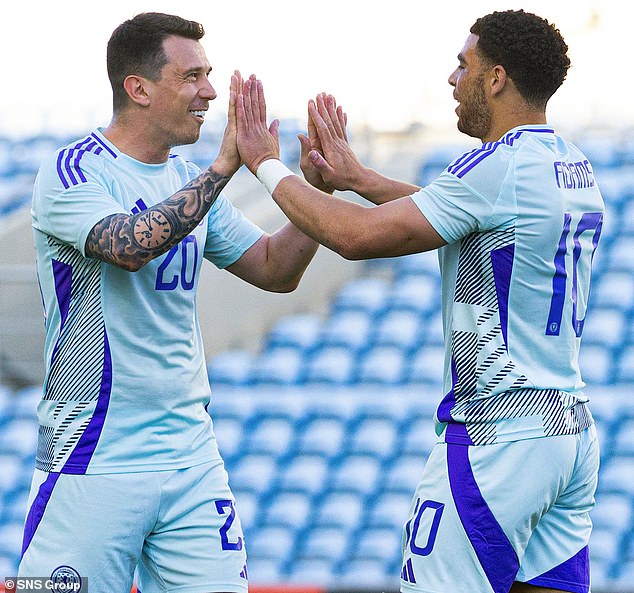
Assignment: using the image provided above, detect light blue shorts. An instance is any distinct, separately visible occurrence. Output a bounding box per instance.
[400,425,599,593]
[18,460,248,593]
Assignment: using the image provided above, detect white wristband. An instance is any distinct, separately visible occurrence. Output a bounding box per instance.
[256,159,295,194]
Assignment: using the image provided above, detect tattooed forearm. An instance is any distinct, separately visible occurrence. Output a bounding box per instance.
[85,167,230,271]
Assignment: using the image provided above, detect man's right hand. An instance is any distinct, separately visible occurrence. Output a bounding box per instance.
[236,75,280,175]
[307,93,367,193]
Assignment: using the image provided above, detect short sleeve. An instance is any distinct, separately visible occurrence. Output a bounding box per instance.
[32,151,126,256]
[203,195,265,268]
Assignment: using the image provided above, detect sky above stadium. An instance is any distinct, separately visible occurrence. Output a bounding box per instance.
[1,0,626,137]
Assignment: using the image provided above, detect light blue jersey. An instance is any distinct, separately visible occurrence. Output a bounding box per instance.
[31,129,264,474]
[411,125,604,445]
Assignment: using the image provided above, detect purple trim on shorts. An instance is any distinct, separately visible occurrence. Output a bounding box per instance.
[490,243,515,350]
[447,443,519,593]
[61,331,112,474]
[527,546,590,593]
[21,472,60,557]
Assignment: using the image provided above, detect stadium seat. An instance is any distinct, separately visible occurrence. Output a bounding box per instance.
[296,525,350,562]
[294,414,348,457]
[207,349,254,386]
[598,456,634,493]
[248,524,297,562]
[318,310,373,352]
[400,414,440,456]
[346,414,399,458]
[370,309,423,351]
[578,344,614,386]
[243,413,296,457]
[313,490,365,530]
[276,454,330,495]
[329,454,382,495]
[233,489,259,533]
[617,344,634,383]
[212,414,245,460]
[265,313,322,352]
[250,348,304,385]
[330,277,390,316]
[304,346,356,385]
[262,488,313,529]
[366,490,413,529]
[388,275,438,315]
[407,345,446,385]
[355,346,407,386]
[226,453,278,495]
[352,526,402,562]
[384,453,427,494]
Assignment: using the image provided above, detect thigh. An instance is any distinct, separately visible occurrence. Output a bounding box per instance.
[19,469,157,593]
[138,460,248,593]
[400,434,588,593]
[515,426,599,590]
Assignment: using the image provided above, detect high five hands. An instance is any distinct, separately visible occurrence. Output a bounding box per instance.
[235,74,362,194]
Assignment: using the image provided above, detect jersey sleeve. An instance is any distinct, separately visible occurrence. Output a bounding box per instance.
[411,146,515,244]
[32,150,127,257]
[203,194,265,268]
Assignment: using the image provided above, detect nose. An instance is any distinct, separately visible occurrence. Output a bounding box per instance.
[448,68,458,87]
[201,78,217,101]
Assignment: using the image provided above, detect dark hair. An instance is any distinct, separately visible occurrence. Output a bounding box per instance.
[470,10,570,109]
[107,12,205,113]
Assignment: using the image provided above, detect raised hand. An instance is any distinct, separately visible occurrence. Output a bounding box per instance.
[236,74,280,174]
[307,93,366,192]
[214,70,244,176]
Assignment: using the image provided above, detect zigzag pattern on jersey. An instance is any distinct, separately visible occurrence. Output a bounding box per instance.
[447,127,554,178]
[37,240,106,472]
[449,229,592,444]
[56,132,117,189]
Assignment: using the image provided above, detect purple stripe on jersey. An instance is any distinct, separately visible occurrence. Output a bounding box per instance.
[56,151,70,189]
[63,137,92,186]
[527,546,590,593]
[20,472,60,557]
[61,331,112,474]
[90,132,117,158]
[447,443,519,593]
[490,243,515,350]
[52,259,72,327]
[451,143,502,178]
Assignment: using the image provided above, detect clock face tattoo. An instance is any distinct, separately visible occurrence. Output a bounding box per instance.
[133,211,172,249]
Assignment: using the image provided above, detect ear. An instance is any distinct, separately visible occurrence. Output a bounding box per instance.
[489,65,508,98]
[122,75,151,107]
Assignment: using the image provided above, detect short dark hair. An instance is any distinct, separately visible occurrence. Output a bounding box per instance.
[470,10,570,109]
[107,12,205,113]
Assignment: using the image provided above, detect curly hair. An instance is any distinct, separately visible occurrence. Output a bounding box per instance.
[470,10,570,109]
[107,13,205,113]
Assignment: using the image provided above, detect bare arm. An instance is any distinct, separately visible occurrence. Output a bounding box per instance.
[236,79,445,261]
[85,167,231,271]
[85,71,244,272]
[307,94,420,204]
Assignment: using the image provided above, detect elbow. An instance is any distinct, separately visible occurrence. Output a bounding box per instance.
[335,236,369,261]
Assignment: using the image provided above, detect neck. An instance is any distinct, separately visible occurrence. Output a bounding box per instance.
[103,115,170,164]
[483,104,547,143]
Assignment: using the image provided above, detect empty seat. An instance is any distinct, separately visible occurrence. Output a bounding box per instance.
[277,454,330,495]
[329,454,382,495]
[352,526,402,562]
[263,489,312,529]
[330,277,390,316]
[355,346,407,386]
[295,415,347,457]
[346,415,399,457]
[304,346,356,385]
[265,314,322,352]
[319,310,373,352]
[250,348,304,385]
[366,491,413,529]
[388,276,438,315]
[244,414,296,457]
[248,524,296,561]
[578,344,613,386]
[384,453,427,494]
[212,415,244,460]
[227,453,278,494]
[400,415,439,456]
[297,525,350,561]
[371,310,423,351]
[407,346,446,385]
[207,350,254,386]
[314,490,365,530]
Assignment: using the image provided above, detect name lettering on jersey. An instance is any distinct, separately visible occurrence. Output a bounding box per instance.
[553,160,595,189]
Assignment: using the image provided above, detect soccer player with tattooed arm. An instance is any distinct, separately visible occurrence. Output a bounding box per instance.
[20,11,323,593]
[237,9,604,593]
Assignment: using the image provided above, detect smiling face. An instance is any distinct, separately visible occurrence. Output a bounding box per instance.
[146,35,217,149]
[448,34,492,141]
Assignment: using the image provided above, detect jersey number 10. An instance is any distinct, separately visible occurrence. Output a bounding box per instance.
[546,212,603,337]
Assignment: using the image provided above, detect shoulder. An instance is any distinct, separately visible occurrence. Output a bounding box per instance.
[41,132,117,190]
